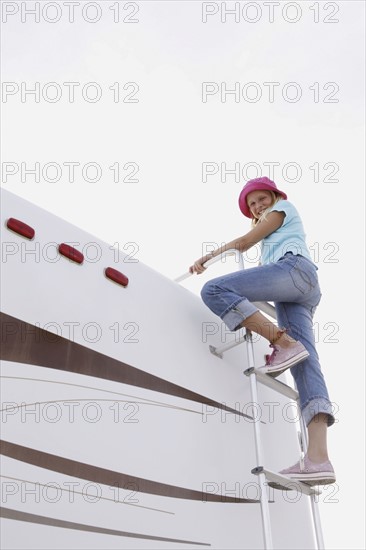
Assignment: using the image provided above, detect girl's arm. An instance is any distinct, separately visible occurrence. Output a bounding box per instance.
[189,210,285,274]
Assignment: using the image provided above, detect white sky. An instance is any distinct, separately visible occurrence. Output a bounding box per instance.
[1,1,365,549]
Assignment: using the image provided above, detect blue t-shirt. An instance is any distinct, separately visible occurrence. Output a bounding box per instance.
[260,200,314,265]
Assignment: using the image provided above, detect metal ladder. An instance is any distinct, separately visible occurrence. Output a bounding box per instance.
[175,250,325,550]
[243,330,325,550]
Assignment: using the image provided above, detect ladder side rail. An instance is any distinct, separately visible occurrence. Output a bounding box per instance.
[174,248,244,282]
[246,331,274,550]
[299,411,326,550]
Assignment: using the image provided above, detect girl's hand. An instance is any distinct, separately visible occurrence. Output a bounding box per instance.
[189,255,213,275]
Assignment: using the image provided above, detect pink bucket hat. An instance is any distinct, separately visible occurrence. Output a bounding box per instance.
[238,177,287,218]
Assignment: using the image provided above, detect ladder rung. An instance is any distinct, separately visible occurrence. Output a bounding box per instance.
[244,367,299,401]
[251,466,322,496]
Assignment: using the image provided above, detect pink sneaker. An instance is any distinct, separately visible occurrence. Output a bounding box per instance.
[279,454,336,486]
[258,341,309,377]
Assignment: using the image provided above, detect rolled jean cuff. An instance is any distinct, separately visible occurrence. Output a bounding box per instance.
[221,299,259,331]
[302,397,336,427]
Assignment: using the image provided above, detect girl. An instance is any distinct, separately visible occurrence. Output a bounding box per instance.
[189,177,335,485]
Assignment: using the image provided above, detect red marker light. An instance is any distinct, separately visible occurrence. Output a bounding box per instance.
[6,218,35,239]
[58,243,84,264]
[104,267,129,287]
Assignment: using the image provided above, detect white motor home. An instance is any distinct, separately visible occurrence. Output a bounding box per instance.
[1,188,324,549]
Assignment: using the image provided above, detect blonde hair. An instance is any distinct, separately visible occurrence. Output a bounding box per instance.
[251,192,283,227]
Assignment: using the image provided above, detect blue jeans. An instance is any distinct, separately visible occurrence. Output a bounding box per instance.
[201,253,335,427]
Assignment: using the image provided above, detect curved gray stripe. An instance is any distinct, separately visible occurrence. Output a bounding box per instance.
[0,376,202,416]
[1,475,173,516]
[0,507,211,546]
[0,397,202,417]
[0,311,256,421]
